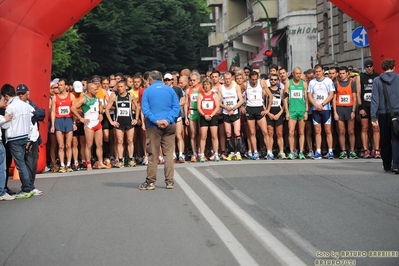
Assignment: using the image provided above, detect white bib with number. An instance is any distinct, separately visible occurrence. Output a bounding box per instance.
[272,97,281,107]
[338,95,350,104]
[364,92,371,102]
[58,106,70,115]
[118,107,130,117]
[202,100,214,110]
[190,94,198,102]
[291,90,302,99]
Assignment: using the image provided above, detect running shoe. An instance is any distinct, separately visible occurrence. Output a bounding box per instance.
[128,159,136,167]
[307,150,314,159]
[0,193,15,201]
[32,189,43,196]
[375,150,381,159]
[328,152,335,159]
[58,167,67,173]
[142,156,149,165]
[191,155,197,163]
[166,182,174,189]
[215,154,220,162]
[235,152,242,161]
[278,152,287,159]
[178,155,185,163]
[104,158,112,168]
[199,155,206,162]
[313,151,322,160]
[246,152,253,160]
[226,152,235,161]
[139,181,155,190]
[363,150,371,159]
[220,152,227,160]
[349,151,358,159]
[287,152,295,160]
[117,161,124,168]
[209,153,216,161]
[265,153,275,160]
[339,151,348,159]
[252,151,259,160]
[299,152,306,160]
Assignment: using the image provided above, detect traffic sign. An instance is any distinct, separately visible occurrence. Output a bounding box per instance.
[351,26,369,48]
[213,60,221,67]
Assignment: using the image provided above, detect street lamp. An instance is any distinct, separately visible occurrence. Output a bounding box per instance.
[255,0,271,49]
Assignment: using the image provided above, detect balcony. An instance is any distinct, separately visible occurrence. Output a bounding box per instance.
[208,32,224,47]
[207,0,222,7]
[253,0,278,22]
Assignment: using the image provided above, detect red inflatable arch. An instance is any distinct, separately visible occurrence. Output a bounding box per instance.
[0,0,101,173]
[330,0,399,73]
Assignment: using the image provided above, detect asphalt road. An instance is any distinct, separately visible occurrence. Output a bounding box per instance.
[1,159,398,266]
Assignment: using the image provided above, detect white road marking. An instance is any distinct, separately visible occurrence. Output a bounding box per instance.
[279,228,318,258]
[186,167,307,266]
[231,190,256,206]
[174,171,259,266]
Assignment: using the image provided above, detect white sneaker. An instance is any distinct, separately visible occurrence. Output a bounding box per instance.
[0,193,15,201]
[32,189,43,196]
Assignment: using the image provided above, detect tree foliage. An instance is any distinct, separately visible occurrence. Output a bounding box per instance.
[52,0,211,78]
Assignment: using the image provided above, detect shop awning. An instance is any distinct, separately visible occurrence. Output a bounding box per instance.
[216,59,228,72]
[252,31,285,68]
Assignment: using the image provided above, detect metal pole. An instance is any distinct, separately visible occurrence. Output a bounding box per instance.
[255,0,271,48]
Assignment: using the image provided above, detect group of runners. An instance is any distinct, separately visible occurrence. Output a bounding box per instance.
[47,60,381,173]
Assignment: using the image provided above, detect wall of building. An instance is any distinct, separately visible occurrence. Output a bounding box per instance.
[316,0,371,70]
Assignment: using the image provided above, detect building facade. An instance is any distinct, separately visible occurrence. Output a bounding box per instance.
[316,0,372,71]
[204,0,318,73]
[204,0,372,74]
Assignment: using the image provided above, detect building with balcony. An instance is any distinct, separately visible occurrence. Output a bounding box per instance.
[204,0,318,73]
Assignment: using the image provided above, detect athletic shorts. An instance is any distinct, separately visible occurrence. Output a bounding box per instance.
[223,113,240,123]
[87,122,102,132]
[217,113,224,125]
[55,117,73,133]
[245,106,265,121]
[289,110,306,121]
[189,111,200,122]
[359,104,371,119]
[115,123,134,131]
[312,110,331,125]
[200,116,218,127]
[73,123,85,137]
[336,106,353,121]
[266,113,284,127]
[101,115,114,130]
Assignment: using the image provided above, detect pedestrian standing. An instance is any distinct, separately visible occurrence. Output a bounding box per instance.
[139,71,180,190]
[1,84,35,199]
[0,94,14,201]
[371,58,399,174]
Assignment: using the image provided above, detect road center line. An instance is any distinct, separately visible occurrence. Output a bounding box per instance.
[174,171,259,266]
[186,167,307,266]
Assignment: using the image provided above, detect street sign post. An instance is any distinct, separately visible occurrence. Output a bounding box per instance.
[352,26,369,68]
[351,26,369,48]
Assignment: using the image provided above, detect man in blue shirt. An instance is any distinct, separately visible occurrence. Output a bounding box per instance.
[140,71,180,190]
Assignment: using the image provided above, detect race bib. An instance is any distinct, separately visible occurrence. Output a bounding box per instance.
[58,106,70,115]
[118,107,130,117]
[90,104,99,113]
[364,93,371,102]
[315,94,325,101]
[338,95,350,104]
[190,94,198,102]
[291,90,302,99]
[202,100,214,110]
[224,100,234,106]
[248,91,262,102]
[272,97,281,107]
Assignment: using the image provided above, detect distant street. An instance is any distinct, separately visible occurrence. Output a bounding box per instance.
[1,159,398,266]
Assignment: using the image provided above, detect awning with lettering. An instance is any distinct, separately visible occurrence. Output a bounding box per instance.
[252,31,286,68]
[216,59,228,73]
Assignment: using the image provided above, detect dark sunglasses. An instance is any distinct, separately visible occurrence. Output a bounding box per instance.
[270,78,278,81]
[109,86,115,89]
[365,65,373,68]
[164,79,172,81]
